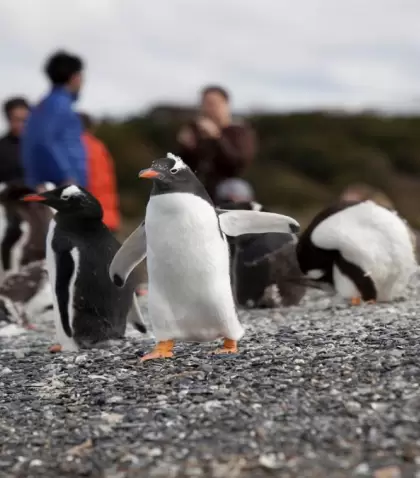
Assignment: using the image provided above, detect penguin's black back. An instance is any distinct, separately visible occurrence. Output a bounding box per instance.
[51,216,139,346]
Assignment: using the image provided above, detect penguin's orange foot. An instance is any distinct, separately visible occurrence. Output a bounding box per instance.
[49,344,62,353]
[213,338,238,355]
[140,340,174,362]
[350,297,361,306]
[25,323,36,330]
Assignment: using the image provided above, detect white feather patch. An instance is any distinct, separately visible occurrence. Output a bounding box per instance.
[61,185,82,199]
[166,152,187,171]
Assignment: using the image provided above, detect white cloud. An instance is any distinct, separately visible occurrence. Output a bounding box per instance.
[0,0,418,129]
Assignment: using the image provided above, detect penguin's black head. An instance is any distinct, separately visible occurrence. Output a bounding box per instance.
[138,153,195,190]
[22,185,103,220]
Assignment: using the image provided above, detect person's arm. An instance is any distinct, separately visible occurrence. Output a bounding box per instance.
[212,125,257,176]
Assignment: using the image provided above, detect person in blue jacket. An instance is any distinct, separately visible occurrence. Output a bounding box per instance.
[22,50,87,192]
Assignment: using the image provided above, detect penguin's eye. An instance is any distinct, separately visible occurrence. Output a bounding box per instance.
[170,168,179,174]
[61,195,70,200]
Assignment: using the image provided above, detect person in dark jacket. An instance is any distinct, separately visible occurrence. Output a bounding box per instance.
[175,85,256,200]
[0,97,30,183]
[22,50,87,192]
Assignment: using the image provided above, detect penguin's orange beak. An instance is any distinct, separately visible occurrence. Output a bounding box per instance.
[22,194,46,202]
[138,168,160,179]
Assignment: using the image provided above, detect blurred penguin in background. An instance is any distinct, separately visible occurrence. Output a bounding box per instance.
[339,183,418,261]
[216,179,306,308]
[0,180,53,280]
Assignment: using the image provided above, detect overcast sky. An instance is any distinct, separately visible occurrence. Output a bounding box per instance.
[0,0,418,126]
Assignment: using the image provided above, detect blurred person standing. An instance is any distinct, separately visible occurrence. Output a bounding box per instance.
[176,85,256,201]
[22,50,86,193]
[79,112,120,233]
[0,97,30,183]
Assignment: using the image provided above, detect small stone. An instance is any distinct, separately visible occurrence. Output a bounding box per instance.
[354,463,370,475]
[373,466,401,478]
[0,367,12,375]
[107,396,123,404]
[29,459,43,467]
[259,453,284,469]
[75,354,88,365]
[345,401,362,414]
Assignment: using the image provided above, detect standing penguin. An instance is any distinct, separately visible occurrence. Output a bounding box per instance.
[23,185,146,352]
[109,153,300,361]
[296,199,417,304]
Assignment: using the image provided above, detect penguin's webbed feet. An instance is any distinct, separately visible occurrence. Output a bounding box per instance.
[140,340,174,362]
[213,338,238,355]
[49,344,62,353]
[350,297,376,306]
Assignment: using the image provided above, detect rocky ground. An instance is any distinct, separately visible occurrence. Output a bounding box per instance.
[1,275,420,478]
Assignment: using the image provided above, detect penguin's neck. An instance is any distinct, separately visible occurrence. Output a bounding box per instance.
[54,214,105,232]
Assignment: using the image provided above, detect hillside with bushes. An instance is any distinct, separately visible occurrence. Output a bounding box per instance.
[95,107,420,229]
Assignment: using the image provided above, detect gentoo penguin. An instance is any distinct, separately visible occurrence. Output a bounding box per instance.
[296,199,417,304]
[23,185,146,352]
[0,180,53,280]
[217,199,305,307]
[109,153,300,361]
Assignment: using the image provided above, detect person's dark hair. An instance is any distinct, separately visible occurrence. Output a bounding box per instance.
[3,97,29,119]
[201,85,230,102]
[44,50,83,86]
[79,112,93,131]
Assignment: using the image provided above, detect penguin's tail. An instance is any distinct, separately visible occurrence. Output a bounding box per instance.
[128,293,147,334]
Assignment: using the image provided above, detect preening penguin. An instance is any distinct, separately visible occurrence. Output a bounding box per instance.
[110,153,300,361]
[296,200,417,304]
[23,185,146,352]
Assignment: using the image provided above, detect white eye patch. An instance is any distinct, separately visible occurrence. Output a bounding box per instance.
[61,185,81,200]
[166,152,187,172]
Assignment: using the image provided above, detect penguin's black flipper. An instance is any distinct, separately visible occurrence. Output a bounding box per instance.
[109,222,147,287]
[55,249,75,338]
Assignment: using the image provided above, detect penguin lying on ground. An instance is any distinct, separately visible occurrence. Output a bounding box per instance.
[0,259,52,331]
[109,153,300,361]
[296,200,417,304]
[23,185,147,352]
[0,180,53,281]
[216,199,306,308]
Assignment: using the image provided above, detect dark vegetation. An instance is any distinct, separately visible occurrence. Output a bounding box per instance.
[95,106,420,229]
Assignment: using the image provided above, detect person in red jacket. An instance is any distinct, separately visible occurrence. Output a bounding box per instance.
[79,112,120,233]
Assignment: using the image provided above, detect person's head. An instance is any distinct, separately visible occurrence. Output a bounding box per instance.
[79,112,94,133]
[215,178,255,203]
[3,97,30,136]
[44,50,84,96]
[199,85,231,126]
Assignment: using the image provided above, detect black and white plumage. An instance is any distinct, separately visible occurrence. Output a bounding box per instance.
[0,259,52,331]
[23,185,146,351]
[217,200,305,308]
[296,200,417,302]
[109,153,300,359]
[0,180,53,281]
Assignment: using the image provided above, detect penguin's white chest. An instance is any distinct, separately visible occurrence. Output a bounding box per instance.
[145,193,243,342]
